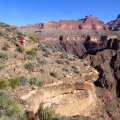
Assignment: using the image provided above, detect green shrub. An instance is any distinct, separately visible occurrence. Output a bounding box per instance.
[26,49,37,56]
[2,44,9,51]
[6,100,22,117]
[50,72,58,78]
[37,103,55,120]
[0,92,24,119]
[19,76,28,86]
[55,60,64,64]
[9,77,21,89]
[0,80,9,89]
[29,35,36,41]
[0,53,8,61]
[0,65,5,71]
[60,53,67,59]
[38,43,47,50]
[38,59,47,65]
[24,63,35,72]
[65,60,70,65]
[16,46,25,53]
[29,77,44,87]
[43,52,49,57]
[71,66,80,74]
[37,81,44,87]
[11,36,17,44]
[29,77,38,85]
[62,68,69,72]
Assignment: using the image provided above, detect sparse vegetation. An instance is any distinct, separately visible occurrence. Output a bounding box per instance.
[65,60,71,65]
[0,65,5,71]
[16,45,25,53]
[60,53,67,59]
[0,52,8,61]
[62,68,69,72]
[9,77,21,89]
[29,35,36,42]
[0,92,24,119]
[50,71,58,78]
[24,63,35,72]
[38,59,47,65]
[40,68,45,73]
[0,30,6,37]
[29,77,38,85]
[19,76,28,86]
[2,44,10,51]
[55,60,64,64]
[26,48,37,56]
[11,36,17,44]
[72,66,80,74]
[37,103,55,120]
[0,80,9,89]
[29,77,44,87]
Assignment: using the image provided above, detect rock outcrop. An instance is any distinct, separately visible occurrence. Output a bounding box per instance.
[34,34,120,119]
[108,14,120,31]
[44,16,108,31]
[18,16,109,34]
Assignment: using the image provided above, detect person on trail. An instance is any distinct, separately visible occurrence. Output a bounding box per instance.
[19,36,26,46]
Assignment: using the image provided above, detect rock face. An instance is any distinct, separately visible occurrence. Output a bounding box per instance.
[44,16,108,31]
[108,14,120,31]
[18,16,109,33]
[40,35,120,119]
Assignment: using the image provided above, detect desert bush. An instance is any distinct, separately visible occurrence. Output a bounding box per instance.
[9,77,21,89]
[43,52,49,57]
[29,77,38,85]
[65,60,70,65]
[26,49,37,56]
[71,66,80,74]
[24,63,35,72]
[11,36,17,44]
[29,35,36,41]
[50,72,58,78]
[0,65,5,71]
[40,68,45,73]
[0,30,6,37]
[16,46,25,53]
[29,77,44,87]
[60,54,67,59]
[6,100,23,117]
[38,59,47,65]
[0,92,24,119]
[37,81,44,87]
[55,60,64,64]
[62,68,69,72]
[37,103,55,120]
[0,80,9,89]
[0,53,8,61]
[19,76,28,86]
[2,44,10,51]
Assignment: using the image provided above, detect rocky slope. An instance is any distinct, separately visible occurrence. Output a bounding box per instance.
[39,34,120,120]
[108,14,120,31]
[0,22,101,120]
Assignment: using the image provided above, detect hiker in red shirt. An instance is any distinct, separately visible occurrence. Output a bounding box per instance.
[19,36,26,46]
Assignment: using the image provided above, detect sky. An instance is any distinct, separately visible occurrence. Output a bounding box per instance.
[0,0,120,26]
